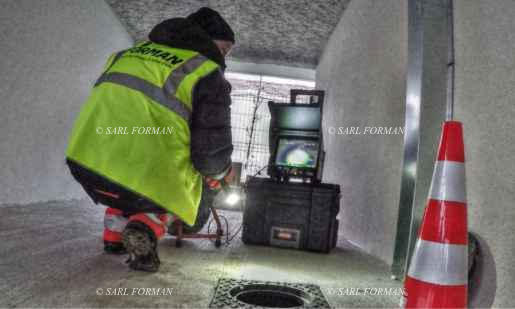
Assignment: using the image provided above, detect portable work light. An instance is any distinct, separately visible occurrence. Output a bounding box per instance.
[225,192,240,206]
[214,185,244,210]
[213,162,244,211]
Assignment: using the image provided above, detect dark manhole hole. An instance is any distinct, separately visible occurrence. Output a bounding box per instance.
[232,284,307,308]
[210,278,331,308]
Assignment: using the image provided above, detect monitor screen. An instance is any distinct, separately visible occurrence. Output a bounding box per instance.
[275,138,319,169]
[270,105,321,131]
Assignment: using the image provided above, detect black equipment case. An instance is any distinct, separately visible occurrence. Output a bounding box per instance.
[242,177,340,253]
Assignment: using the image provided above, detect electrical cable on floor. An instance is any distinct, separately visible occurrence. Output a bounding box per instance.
[206,211,239,246]
[227,224,243,243]
[205,165,268,246]
[206,214,230,245]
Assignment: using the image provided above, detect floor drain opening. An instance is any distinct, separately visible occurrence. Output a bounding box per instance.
[210,278,330,308]
[231,285,309,308]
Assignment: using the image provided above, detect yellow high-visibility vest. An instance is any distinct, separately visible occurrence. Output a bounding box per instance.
[66,41,220,225]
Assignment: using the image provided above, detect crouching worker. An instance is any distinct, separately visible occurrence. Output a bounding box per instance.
[65,7,235,272]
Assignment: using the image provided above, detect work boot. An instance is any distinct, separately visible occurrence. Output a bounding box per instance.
[104,241,127,255]
[122,221,160,272]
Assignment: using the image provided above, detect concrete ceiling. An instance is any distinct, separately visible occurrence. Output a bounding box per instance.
[105,0,350,69]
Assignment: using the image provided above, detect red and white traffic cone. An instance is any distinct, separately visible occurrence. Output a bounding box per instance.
[402,121,468,308]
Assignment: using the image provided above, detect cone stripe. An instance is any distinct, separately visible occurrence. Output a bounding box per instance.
[407,239,467,286]
[419,199,467,244]
[437,121,465,162]
[404,276,467,308]
[428,161,466,203]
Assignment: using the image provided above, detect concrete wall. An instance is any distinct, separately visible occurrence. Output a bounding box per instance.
[318,0,515,305]
[454,1,515,307]
[0,1,133,205]
[316,0,407,264]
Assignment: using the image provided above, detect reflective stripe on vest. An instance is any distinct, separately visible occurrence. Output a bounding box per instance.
[95,72,192,122]
[94,52,208,123]
[163,55,207,98]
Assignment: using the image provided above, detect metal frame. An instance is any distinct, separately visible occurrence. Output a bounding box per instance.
[391,0,425,278]
[392,0,455,279]
[173,206,224,248]
[446,0,455,121]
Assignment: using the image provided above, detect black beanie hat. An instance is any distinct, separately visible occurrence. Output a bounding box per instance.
[187,7,235,44]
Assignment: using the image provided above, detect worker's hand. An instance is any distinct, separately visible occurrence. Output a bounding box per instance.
[222,166,236,185]
[204,166,235,191]
[204,176,222,190]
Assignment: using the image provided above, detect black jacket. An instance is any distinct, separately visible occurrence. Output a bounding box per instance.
[149,18,233,179]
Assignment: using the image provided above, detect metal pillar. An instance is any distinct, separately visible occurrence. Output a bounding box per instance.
[392,0,455,279]
[446,0,455,121]
[391,0,425,279]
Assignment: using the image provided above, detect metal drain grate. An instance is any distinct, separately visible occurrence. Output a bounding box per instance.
[210,278,331,308]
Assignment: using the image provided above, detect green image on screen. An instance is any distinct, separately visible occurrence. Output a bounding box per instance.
[275,139,319,168]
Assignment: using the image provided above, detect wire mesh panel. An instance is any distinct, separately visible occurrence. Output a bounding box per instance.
[226,74,314,182]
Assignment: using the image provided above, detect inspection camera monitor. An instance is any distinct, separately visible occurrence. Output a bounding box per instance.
[275,138,319,169]
[268,89,325,182]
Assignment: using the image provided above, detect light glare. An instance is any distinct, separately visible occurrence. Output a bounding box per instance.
[225,193,240,206]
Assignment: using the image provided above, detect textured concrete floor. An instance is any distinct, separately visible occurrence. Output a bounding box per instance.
[0,200,401,308]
